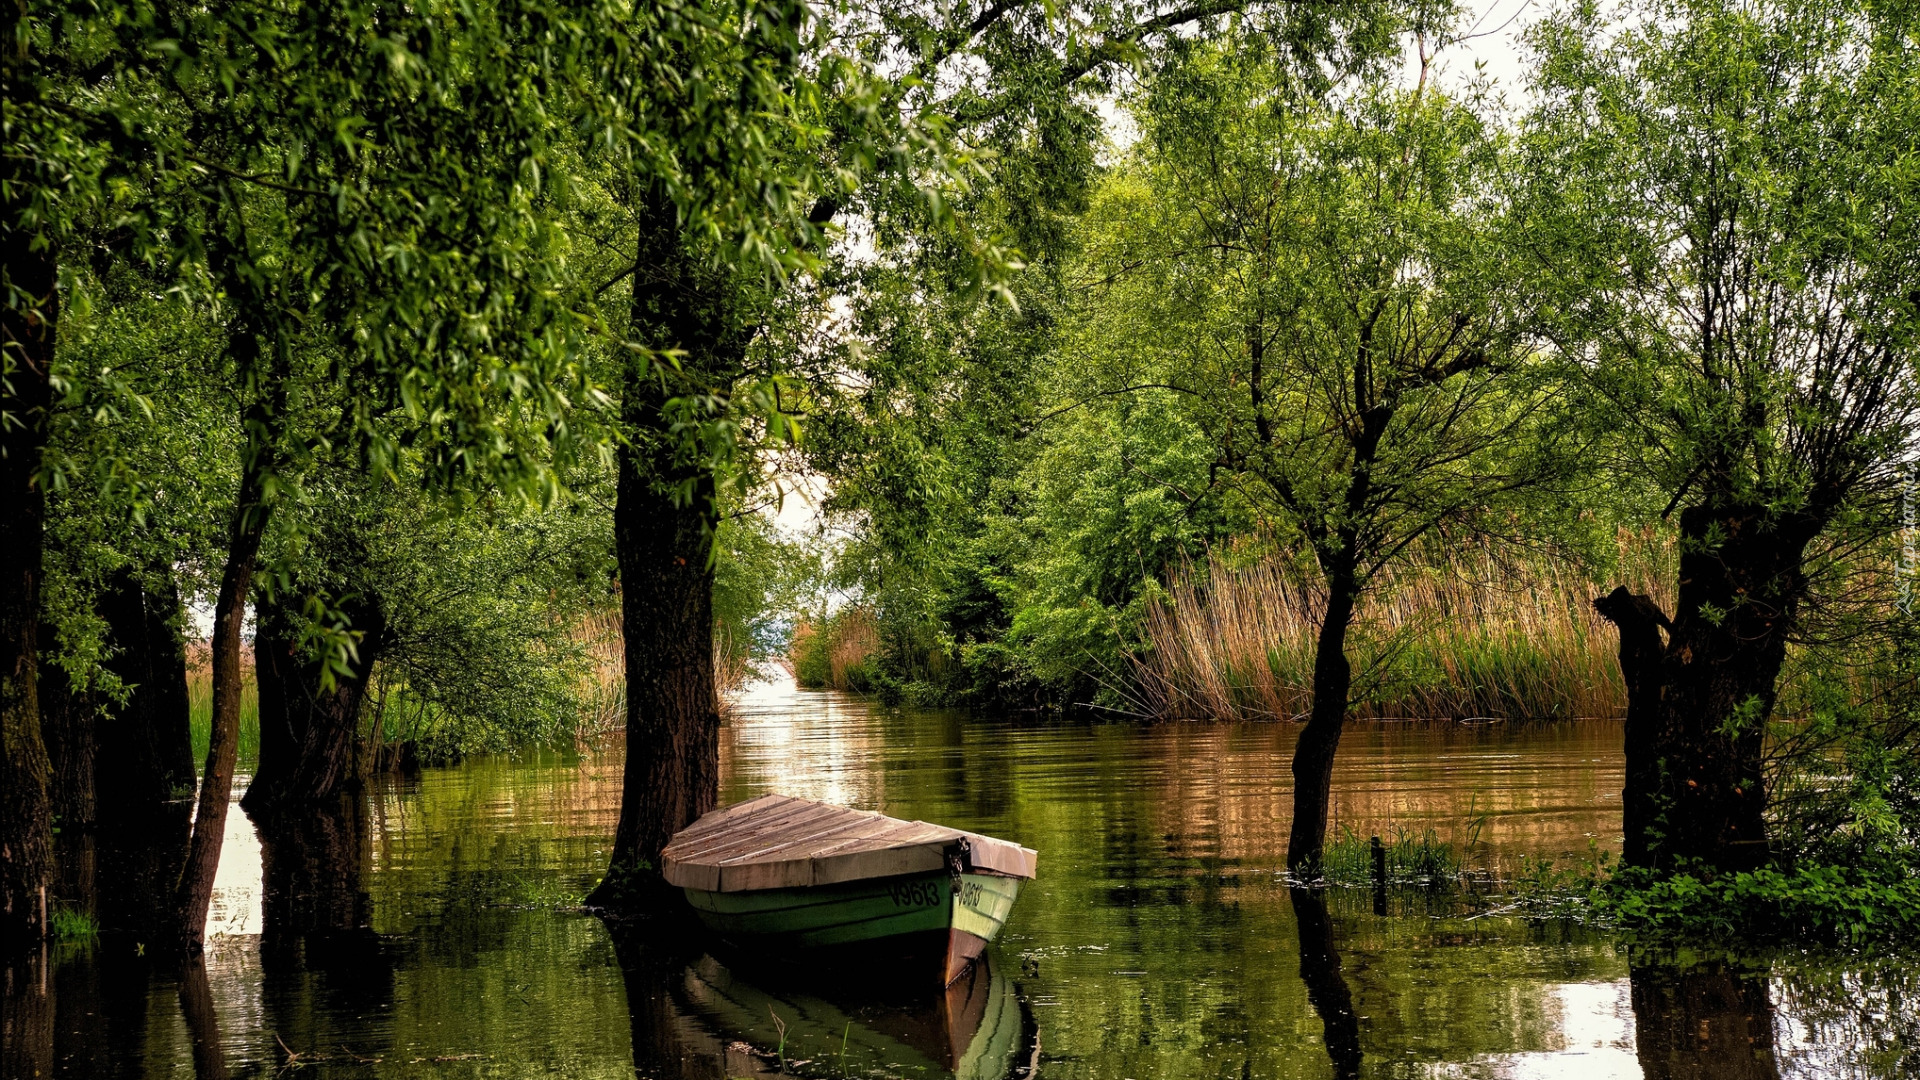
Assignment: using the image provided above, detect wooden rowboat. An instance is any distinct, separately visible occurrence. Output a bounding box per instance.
[662,794,1038,986]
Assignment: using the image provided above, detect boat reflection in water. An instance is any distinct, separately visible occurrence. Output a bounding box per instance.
[619,932,1037,1080]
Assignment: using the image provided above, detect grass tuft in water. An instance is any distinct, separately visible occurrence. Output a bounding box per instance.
[1316,825,1466,887]
[51,907,99,942]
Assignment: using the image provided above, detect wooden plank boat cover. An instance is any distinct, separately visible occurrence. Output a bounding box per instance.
[662,794,1039,893]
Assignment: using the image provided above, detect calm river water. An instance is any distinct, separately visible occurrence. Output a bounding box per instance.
[12,677,1917,1078]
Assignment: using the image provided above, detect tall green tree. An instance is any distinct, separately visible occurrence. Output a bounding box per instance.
[582,0,1410,900]
[1531,0,1920,872]
[10,0,600,953]
[1062,38,1555,868]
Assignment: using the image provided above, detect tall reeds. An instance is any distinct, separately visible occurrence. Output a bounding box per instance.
[1134,533,1675,721]
[573,608,755,734]
[789,606,880,691]
[187,642,260,770]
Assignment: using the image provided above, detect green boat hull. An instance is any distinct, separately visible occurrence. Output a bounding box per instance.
[684,870,1022,984]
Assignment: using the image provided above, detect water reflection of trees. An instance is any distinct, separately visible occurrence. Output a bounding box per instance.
[1290,887,1362,1079]
[1630,960,1780,1080]
[254,791,395,1064]
[1774,961,1920,1077]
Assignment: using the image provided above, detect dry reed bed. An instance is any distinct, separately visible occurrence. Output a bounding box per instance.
[789,606,881,691]
[1134,536,1676,722]
[576,608,752,730]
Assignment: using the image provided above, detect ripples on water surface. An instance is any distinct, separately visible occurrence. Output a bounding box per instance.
[12,677,1916,1078]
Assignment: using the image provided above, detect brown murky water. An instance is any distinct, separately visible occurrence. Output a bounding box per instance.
[8,678,1914,1078]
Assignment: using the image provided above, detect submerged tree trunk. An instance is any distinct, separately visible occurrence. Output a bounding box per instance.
[1287,570,1357,871]
[1593,586,1671,869]
[170,459,273,957]
[1650,503,1811,870]
[0,186,57,949]
[94,565,196,815]
[244,592,386,814]
[1598,503,1815,872]
[591,434,720,904]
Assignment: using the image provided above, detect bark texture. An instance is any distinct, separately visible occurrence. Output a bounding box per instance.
[1596,503,1817,871]
[0,164,57,948]
[244,592,386,814]
[589,181,752,907]
[39,633,96,832]
[594,429,721,899]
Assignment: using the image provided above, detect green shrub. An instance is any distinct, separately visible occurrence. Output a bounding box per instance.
[1599,860,1920,946]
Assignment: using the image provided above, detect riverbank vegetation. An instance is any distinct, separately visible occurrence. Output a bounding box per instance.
[4,0,1918,963]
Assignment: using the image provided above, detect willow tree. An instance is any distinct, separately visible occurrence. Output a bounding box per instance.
[1060,37,1555,869]
[1529,0,1920,872]
[584,0,1407,904]
[6,0,604,953]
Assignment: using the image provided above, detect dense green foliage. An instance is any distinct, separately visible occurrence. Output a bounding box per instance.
[7,0,1920,947]
[792,0,1920,921]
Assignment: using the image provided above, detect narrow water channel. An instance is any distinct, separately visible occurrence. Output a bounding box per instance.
[16,678,1915,1078]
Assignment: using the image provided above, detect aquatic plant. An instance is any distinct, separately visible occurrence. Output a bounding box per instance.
[1314,825,1466,888]
[1600,861,1920,947]
[50,906,98,942]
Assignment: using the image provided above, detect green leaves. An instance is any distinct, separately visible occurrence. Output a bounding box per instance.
[1523,0,1920,531]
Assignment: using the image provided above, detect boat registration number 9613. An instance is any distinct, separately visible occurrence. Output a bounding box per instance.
[887,879,944,908]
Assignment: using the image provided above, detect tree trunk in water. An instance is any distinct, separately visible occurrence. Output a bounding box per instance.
[94,565,196,817]
[253,606,295,799]
[39,629,95,832]
[1598,504,1814,872]
[1289,886,1362,1079]
[170,482,272,957]
[0,221,56,949]
[1287,580,1356,871]
[1650,504,1810,870]
[590,439,718,905]
[589,180,747,909]
[1593,586,1671,869]
[244,592,385,814]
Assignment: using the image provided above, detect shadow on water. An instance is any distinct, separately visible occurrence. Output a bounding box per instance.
[609,920,1039,1080]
